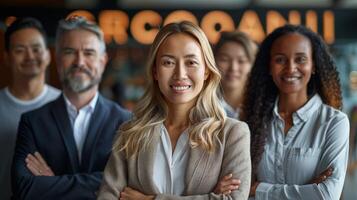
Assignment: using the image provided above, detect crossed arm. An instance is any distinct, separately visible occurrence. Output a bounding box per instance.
[11,115,103,200]
[249,115,349,200]
[98,122,251,200]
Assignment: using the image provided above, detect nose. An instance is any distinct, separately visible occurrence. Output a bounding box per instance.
[286,60,297,73]
[74,52,85,67]
[173,61,188,79]
[230,59,240,72]
[25,48,35,60]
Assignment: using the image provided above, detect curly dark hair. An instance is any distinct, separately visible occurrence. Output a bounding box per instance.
[241,24,342,179]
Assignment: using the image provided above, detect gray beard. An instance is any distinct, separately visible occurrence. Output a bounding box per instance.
[63,76,101,93]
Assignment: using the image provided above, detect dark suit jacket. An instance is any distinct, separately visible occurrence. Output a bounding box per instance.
[11,94,130,200]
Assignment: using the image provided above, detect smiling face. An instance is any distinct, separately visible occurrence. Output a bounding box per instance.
[56,29,107,93]
[216,41,252,90]
[154,33,208,109]
[7,28,50,78]
[270,33,314,98]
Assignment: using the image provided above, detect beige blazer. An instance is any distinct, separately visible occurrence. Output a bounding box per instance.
[97,118,251,200]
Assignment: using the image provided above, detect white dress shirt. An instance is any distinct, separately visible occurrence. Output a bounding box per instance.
[152,123,190,195]
[63,93,98,162]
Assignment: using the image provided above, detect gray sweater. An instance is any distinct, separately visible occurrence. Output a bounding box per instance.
[0,85,60,200]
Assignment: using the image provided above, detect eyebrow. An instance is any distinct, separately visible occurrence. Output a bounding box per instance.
[295,52,308,56]
[12,43,43,48]
[184,54,199,59]
[160,54,175,59]
[160,54,198,58]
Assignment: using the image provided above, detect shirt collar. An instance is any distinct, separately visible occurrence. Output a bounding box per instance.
[63,92,99,116]
[273,94,322,123]
[221,98,240,118]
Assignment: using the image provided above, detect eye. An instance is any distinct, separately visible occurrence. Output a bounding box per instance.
[161,59,175,67]
[84,50,96,57]
[63,48,75,55]
[32,46,42,54]
[187,59,199,67]
[217,55,229,62]
[295,56,307,64]
[238,58,249,65]
[14,48,25,54]
[274,56,286,64]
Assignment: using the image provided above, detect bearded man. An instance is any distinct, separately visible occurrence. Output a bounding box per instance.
[11,16,130,200]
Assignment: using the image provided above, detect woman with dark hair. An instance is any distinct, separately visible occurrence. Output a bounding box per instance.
[242,24,349,199]
[214,31,257,119]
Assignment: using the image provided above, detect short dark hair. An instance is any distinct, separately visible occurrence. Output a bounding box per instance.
[4,17,48,51]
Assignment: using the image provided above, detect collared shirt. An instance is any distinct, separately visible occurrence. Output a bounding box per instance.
[254,94,349,200]
[63,93,98,162]
[152,123,190,195]
[221,99,240,119]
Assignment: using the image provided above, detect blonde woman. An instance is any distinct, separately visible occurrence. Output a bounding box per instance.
[98,21,251,200]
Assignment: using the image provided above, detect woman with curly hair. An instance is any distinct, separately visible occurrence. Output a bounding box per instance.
[242,24,349,199]
[97,21,251,200]
[214,31,257,119]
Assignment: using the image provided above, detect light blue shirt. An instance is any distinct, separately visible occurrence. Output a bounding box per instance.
[63,93,98,162]
[152,124,189,195]
[221,99,240,119]
[254,94,349,200]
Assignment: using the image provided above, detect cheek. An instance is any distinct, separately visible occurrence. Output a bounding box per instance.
[242,63,253,74]
[217,62,229,73]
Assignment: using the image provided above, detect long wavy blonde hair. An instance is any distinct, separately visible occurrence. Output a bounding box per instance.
[114,21,226,157]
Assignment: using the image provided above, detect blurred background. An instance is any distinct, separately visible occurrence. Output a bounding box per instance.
[0,0,357,199]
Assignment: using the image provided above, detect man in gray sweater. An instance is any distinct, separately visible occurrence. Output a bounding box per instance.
[0,17,60,199]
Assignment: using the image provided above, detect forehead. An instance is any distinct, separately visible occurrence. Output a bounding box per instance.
[157,33,203,56]
[271,33,312,54]
[10,28,46,47]
[217,41,246,56]
[59,29,101,49]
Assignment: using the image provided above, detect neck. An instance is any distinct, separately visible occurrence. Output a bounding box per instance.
[165,104,191,130]
[278,93,308,116]
[9,74,45,100]
[63,86,97,110]
[223,84,244,109]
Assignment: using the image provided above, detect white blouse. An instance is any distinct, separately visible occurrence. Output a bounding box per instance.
[152,124,190,195]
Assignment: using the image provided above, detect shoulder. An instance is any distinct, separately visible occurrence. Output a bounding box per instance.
[223,117,250,133]
[0,88,7,100]
[99,95,131,120]
[317,104,349,140]
[319,104,349,126]
[21,97,60,120]
[45,85,61,96]
[220,117,250,142]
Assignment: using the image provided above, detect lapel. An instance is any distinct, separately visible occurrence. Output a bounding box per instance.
[80,95,109,170]
[137,124,161,194]
[51,95,80,172]
[184,141,214,195]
